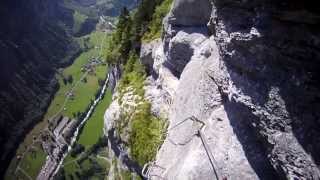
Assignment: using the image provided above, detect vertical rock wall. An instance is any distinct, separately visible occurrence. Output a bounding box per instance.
[141,0,320,179]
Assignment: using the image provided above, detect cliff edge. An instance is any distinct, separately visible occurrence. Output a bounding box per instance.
[104,0,320,179]
[141,0,320,179]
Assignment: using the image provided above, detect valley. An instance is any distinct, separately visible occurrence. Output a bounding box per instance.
[4,29,110,180]
[2,0,319,179]
[1,0,140,179]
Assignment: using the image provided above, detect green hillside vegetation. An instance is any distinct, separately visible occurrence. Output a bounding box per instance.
[105,0,167,65]
[78,89,112,147]
[117,53,146,102]
[63,0,98,17]
[129,102,167,166]
[19,146,47,179]
[142,0,173,42]
[73,11,88,34]
[116,53,167,166]
[104,0,173,167]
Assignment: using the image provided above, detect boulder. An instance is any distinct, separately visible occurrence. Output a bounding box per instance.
[165,29,207,77]
[168,0,212,26]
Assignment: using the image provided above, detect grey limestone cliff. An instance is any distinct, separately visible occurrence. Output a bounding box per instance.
[104,0,320,179]
[138,0,320,179]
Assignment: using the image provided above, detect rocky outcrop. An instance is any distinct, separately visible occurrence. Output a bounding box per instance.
[140,0,320,179]
[103,90,144,178]
[107,64,122,93]
[140,39,178,118]
[167,0,212,26]
[103,39,178,179]
[164,29,208,77]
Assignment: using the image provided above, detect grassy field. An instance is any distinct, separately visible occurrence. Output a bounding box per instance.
[19,145,47,179]
[45,31,109,119]
[62,153,110,180]
[4,31,110,180]
[5,144,46,180]
[78,89,112,147]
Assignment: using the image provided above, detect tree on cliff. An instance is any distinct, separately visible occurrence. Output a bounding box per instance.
[105,0,165,65]
[106,7,132,64]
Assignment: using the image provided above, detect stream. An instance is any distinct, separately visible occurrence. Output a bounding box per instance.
[51,73,110,178]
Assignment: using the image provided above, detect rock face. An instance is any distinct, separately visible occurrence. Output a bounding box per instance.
[167,0,212,26]
[107,64,122,93]
[103,90,144,178]
[138,0,320,179]
[141,39,178,118]
[103,39,178,179]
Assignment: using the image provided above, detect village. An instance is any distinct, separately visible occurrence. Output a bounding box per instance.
[36,115,78,179]
[81,57,103,74]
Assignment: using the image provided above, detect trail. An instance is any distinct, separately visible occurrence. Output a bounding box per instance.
[97,155,110,163]
[17,167,33,180]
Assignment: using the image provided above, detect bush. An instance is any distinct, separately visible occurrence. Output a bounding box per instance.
[70,143,85,157]
[53,168,66,180]
[117,52,146,103]
[67,75,74,84]
[129,102,167,166]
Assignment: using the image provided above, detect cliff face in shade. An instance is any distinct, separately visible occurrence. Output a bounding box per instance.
[137,0,320,179]
[0,0,79,176]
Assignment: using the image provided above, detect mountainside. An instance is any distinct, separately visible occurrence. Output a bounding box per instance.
[104,0,320,179]
[0,0,79,176]
[1,0,320,179]
[0,0,141,178]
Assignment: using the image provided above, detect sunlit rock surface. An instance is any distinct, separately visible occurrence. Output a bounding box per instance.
[139,0,320,179]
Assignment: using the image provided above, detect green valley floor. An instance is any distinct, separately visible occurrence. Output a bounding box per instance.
[4,30,110,180]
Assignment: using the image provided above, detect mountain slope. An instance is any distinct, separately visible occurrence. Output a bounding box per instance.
[0,0,140,178]
[0,0,80,176]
